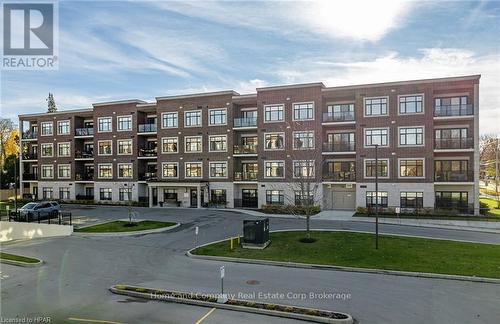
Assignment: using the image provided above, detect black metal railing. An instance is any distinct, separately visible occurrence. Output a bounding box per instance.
[139,172,157,181]
[9,210,72,225]
[22,153,38,160]
[138,147,157,157]
[76,195,94,200]
[323,142,356,152]
[234,198,258,208]
[434,170,473,182]
[138,123,157,133]
[323,112,355,122]
[434,138,473,149]
[22,131,37,139]
[434,104,473,117]
[22,173,38,180]
[233,144,258,154]
[234,171,258,181]
[75,127,94,136]
[323,171,356,182]
[75,172,94,181]
[75,151,94,158]
[234,117,257,127]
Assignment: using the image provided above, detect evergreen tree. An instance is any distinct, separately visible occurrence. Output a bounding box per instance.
[47,93,57,113]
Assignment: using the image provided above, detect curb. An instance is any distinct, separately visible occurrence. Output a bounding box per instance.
[73,222,180,237]
[109,286,353,324]
[0,258,43,267]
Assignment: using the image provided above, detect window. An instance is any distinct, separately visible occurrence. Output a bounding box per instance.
[265,161,285,178]
[98,117,112,132]
[41,122,53,136]
[366,191,388,207]
[209,162,228,178]
[185,162,202,178]
[57,120,70,135]
[365,128,388,147]
[399,159,424,177]
[434,96,472,116]
[209,135,227,152]
[209,108,227,125]
[185,110,202,127]
[326,104,355,121]
[98,140,112,155]
[42,187,53,199]
[162,112,178,128]
[293,160,315,178]
[400,192,423,208]
[325,161,356,181]
[57,142,70,157]
[435,191,469,209]
[293,102,314,120]
[434,160,469,181]
[100,188,112,201]
[118,163,133,178]
[41,165,54,179]
[162,162,178,178]
[326,133,355,151]
[210,189,227,204]
[41,143,53,157]
[264,133,285,150]
[163,189,178,201]
[399,95,423,114]
[293,131,314,149]
[399,127,424,146]
[365,159,389,178]
[185,136,203,153]
[435,128,469,149]
[364,97,388,116]
[98,164,113,179]
[119,188,132,201]
[117,139,133,155]
[161,137,178,153]
[266,190,284,205]
[117,116,132,131]
[59,187,70,200]
[295,191,314,206]
[58,164,71,179]
[264,104,284,122]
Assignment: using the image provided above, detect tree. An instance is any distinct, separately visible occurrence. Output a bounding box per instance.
[0,155,18,189]
[0,118,14,165]
[47,93,57,113]
[4,129,19,158]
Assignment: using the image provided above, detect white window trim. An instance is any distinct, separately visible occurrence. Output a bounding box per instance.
[363,127,390,148]
[208,134,228,153]
[398,158,426,179]
[292,160,315,178]
[57,120,71,135]
[162,162,179,179]
[117,163,133,179]
[40,164,54,179]
[208,108,228,126]
[117,139,133,155]
[184,135,203,153]
[116,115,133,132]
[292,130,315,150]
[41,143,54,157]
[161,137,179,154]
[97,117,112,133]
[98,163,113,179]
[263,103,285,123]
[57,164,71,179]
[40,121,53,136]
[363,96,390,118]
[397,93,425,116]
[363,158,390,179]
[57,142,71,157]
[209,161,228,179]
[98,140,113,156]
[292,101,315,121]
[264,160,286,179]
[184,110,202,128]
[397,126,425,147]
[264,132,285,151]
[161,112,178,129]
[185,162,203,178]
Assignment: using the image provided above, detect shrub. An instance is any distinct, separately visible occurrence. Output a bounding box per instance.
[480,201,490,215]
[261,204,320,215]
[356,207,368,214]
[265,304,276,310]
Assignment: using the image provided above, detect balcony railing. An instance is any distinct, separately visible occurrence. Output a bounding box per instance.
[234,171,258,181]
[139,172,158,181]
[75,151,94,158]
[22,131,37,139]
[22,173,38,180]
[434,138,473,149]
[323,171,356,182]
[75,172,94,181]
[138,123,157,133]
[138,147,157,157]
[22,153,38,160]
[323,142,356,152]
[323,112,355,122]
[234,117,257,128]
[75,127,94,136]
[434,104,473,117]
[76,194,94,200]
[233,144,258,154]
[434,170,473,182]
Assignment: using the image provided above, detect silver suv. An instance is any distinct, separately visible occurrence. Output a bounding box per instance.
[17,201,61,221]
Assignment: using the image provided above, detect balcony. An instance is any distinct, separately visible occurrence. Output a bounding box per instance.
[434,170,473,182]
[75,127,94,136]
[139,172,158,181]
[138,147,157,157]
[434,104,473,117]
[323,112,355,123]
[22,131,37,140]
[138,123,157,133]
[234,117,257,128]
[22,173,38,180]
[233,144,258,155]
[434,138,473,150]
[75,150,94,159]
[323,142,356,153]
[75,172,94,181]
[234,171,258,181]
[22,153,38,160]
[323,171,356,182]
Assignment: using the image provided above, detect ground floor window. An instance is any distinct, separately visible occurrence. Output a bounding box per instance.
[119,188,132,201]
[100,188,112,200]
[266,190,284,205]
[42,187,53,199]
[164,189,178,201]
[400,192,423,208]
[210,189,227,204]
[294,190,314,206]
[366,191,388,207]
[59,187,70,200]
[435,191,468,209]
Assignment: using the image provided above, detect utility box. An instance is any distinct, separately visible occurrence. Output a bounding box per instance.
[242,218,270,249]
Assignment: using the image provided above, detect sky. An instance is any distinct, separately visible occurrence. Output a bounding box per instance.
[1,0,499,134]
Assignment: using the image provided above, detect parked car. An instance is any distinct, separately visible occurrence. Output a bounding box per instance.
[15,201,61,221]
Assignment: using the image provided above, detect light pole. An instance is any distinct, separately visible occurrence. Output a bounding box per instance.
[496,137,499,208]
[14,155,18,211]
[374,144,379,250]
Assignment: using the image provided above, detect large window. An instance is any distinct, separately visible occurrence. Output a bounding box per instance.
[57,142,70,157]
[265,161,285,178]
[399,95,423,114]
[435,191,469,209]
[435,128,470,149]
[326,133,355,151]
[185,110,202,127]
[100,188,112,201]
[435,160,469,181]
[162,112,178,128]
[293,102,314,120]
[365,128,388,147]
[185,162,202,178]
[42,187,53,199]
[325,161,356,181]
[434,96,471,116]
[185,136,203,153]
[264,133,285,150]
[57,120,70,135]
[209,108,227,125]
[295,191,314,206]
[365,159,389,178]
[264,104,284,122]
[119,188,132,201]
[98,140,112,155]
[293,131,314,149]
[118,163,133,178]
[400,192,423,208]
[326,104,355,121]
[399,159,424,178]
[58,164,71,179]
[117,116,132,131]
[162,162,178,178]
[366,192,388,207]
[41,143,53,157]
[41,165,54,179]
[117,139,133,155]
[210,189,227,204]
[364,97,388,116]
[98,117,112,132]
[209,135,227,152]
[59,187,70,200]
[399,127,424,146]
[98,164,113,179]
[209,162,228,178]
[293,160,315,178]
[266,190,284,205]
[41,122,53,136]
[161,137,178,153]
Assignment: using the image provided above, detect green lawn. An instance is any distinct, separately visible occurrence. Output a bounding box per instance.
[75,220,177,233]
[0,252,40,264]
[481,198,500,217]
[193,231,500,279]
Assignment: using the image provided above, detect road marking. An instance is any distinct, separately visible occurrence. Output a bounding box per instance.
[195,307,216,324]
[67,317,123,324]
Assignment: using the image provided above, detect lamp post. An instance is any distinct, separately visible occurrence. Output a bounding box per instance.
[14,154,18,211]
[374,144,379,250]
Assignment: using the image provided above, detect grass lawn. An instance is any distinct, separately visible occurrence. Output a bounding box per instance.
[0,252,40,264]
[74,220,177,233]
[481,198,500,217]
[193,231,500,279]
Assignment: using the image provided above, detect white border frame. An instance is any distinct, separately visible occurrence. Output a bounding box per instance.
[98,163,113,179]
[161,162,179,179]
[97,117,113,133]
[397,158,426,179]
[184,110,202,128]
[208,108,228,126]
[292,101,315,121]
[98,140,113,156]
[363,96,390,118]
[263,160,286,179]
[263,132,285,151]
[117,139,133,155]
[263,103,285,123]
[40,143,54,158]
[397,126,425,147]
[57,164,71,179]
[208,134,228,153]
[117,162,133,179]
[209,161,228,179]
[184,135,203,153]
[116,115,133,132]
[363,127,390,148]
[40,121,53,136]
[397,93,425,116]
[185,161,203,179]
[161,112,179,129]
[57,120,71,135]
[57,142,71,157]
[292,130,315,150]
[40,164,54,179]
[161,137,179,154]
[363,158,390,179]
[292,160,315,178]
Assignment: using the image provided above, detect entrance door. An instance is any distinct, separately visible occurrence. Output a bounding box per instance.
[242,189,258,208]
[190,189,198,207]
[332,191,355,209]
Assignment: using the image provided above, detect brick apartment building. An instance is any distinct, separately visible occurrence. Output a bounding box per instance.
[18,75,481,214]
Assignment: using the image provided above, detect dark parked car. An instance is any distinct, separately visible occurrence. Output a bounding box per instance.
[15,201,61,221]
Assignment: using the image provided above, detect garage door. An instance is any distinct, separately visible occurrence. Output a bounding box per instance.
[332,191,355,209]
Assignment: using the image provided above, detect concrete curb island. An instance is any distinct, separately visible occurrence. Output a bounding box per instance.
[72,222,180,237]
[0,258,43,268]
